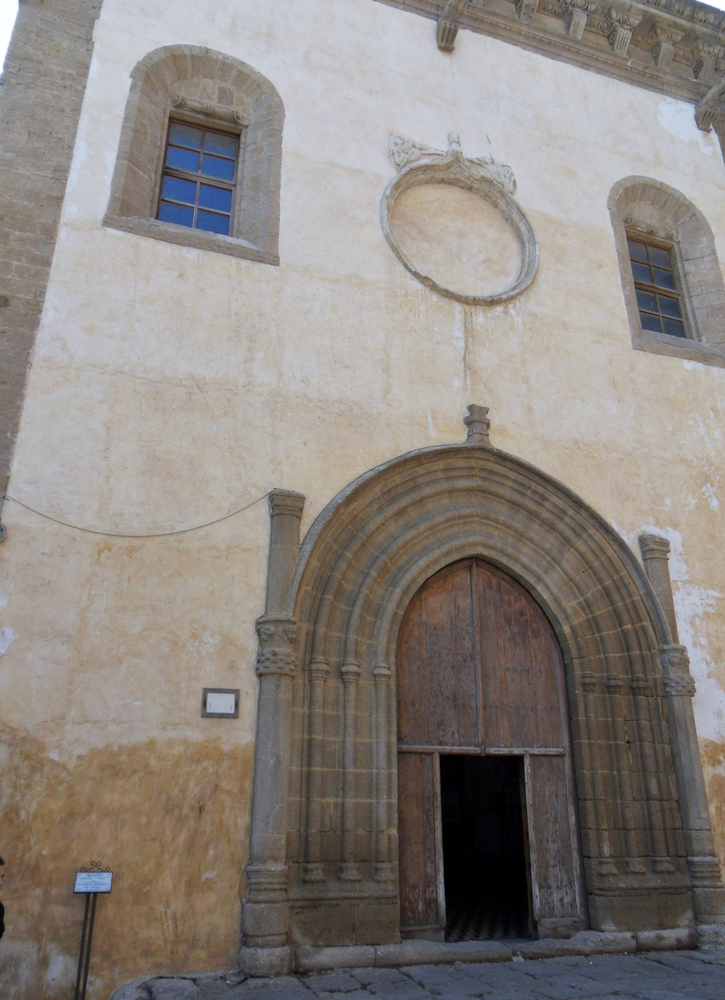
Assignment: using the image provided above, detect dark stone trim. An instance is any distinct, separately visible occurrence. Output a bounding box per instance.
[0,0,103,494]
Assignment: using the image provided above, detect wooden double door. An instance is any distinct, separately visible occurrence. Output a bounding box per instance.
[396,558,586,940]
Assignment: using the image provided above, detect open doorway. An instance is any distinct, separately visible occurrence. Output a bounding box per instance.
[441,755,531,941]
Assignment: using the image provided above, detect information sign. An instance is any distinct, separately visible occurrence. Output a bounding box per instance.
[74,870,113,894]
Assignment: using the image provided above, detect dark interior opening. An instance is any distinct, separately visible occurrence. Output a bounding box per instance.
[441,754,531,941]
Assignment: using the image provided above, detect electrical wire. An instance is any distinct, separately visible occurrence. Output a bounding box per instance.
[1,491,269,539]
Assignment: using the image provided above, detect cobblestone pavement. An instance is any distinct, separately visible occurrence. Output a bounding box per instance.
[117,950,725,1000]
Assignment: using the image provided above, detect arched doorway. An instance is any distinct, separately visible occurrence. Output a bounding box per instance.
[397,558,586,941]
[241,422,711,975]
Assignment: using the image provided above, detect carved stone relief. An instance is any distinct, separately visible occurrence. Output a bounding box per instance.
[381,134,539,306]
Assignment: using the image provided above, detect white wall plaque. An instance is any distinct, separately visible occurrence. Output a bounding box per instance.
[202,688,239,718]
[74,871,113,893]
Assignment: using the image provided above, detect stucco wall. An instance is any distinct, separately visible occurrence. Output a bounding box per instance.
[2,0,725,996]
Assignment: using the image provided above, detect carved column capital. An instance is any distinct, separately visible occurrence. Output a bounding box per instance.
[659,644,696,697]
[659,643,690,673]
[639,533,671,560]
[256,614,298,677]
[269,488,305,519]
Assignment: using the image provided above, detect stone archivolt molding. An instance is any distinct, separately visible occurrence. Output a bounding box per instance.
[242,410,725,972]
[372,0,725,127]
[280,411,699,947]
[381,133,539,305]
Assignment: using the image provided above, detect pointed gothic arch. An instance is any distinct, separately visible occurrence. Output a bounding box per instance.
[241,421,724,974]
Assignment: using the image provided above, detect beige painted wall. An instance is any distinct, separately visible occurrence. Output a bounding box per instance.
[2,0,725,996]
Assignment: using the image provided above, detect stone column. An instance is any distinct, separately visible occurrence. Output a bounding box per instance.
[373,664,393,881]
[240,489,304,976]
[303,655,330,882]
[640,534,725,943]
[639,535,679,642]
[340,661,362,881]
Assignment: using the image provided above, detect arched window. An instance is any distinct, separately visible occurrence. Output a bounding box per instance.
[609,176,725,367]
[104,45,284,264]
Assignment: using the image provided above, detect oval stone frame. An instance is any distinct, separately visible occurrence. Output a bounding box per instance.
[381,153,539,306]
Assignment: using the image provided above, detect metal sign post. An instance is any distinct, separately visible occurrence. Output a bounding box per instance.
[73,862,113,1000]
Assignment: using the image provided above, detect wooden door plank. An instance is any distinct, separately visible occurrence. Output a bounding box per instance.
[526,754,586,937]
[475,560,562,749]
[397,560,479,748]
[433,751,446,929]
[397,752,443,935]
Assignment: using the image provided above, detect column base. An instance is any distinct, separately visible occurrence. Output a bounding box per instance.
[302,862,326,882]
[697,924,725,948]
[374,862,394,882]
[239,945,292,977]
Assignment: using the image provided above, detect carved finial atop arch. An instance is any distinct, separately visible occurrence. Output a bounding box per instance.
[463,404,491,446]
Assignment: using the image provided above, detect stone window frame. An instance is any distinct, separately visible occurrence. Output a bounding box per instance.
[609,176,725,367]
[104,45,284,265]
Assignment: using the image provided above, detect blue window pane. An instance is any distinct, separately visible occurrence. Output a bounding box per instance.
[158,202,194,228]
[627,239,647,263]
[201,153,235,181]
[653,267,675,290]
[196,210,230,235]
[168,122,202,149]
[636,289,656,313]
[658,295,682,318]
[198,184,232,213]
[203,131,237,157]
[631,261,651,283]
[649,246,671,269]
[663,319,686,338]
[161,176,196,205]
[166,145,200,172]
[640,312,662,333]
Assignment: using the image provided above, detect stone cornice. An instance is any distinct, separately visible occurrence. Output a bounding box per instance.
[371,0,725,108]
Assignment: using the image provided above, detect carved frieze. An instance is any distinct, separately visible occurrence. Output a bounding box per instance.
[372,0,725,110]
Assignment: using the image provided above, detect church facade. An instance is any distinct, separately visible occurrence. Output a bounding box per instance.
[2,0,725,997]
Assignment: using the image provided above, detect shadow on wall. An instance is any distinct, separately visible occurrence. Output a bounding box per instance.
[0,723,253,1000]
